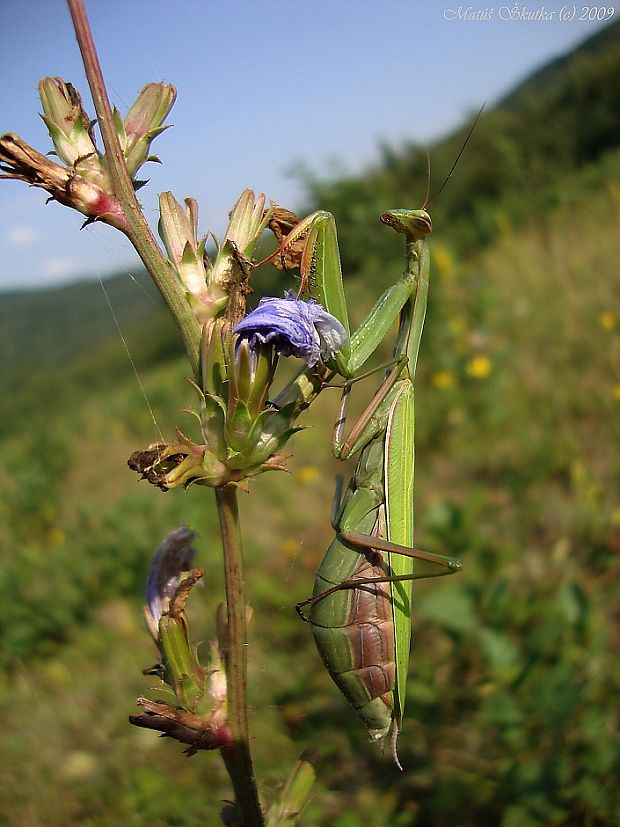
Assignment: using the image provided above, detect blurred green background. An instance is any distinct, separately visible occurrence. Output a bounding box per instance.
[1,21,619,827]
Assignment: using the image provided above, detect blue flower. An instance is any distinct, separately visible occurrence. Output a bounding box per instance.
[145,527,197,637]
[233,295,348,366]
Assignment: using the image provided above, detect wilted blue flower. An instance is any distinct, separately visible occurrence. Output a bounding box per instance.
[145,527,197,638]
[233,295,348,366]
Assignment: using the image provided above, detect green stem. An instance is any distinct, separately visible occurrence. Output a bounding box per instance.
[66,0,202,376]
[215,485,264,827]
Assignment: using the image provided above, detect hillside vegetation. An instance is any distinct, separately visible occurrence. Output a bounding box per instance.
[0,21,619,827]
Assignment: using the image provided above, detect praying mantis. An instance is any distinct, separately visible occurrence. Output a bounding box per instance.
[254,109,483,756]
[265,201,462,760]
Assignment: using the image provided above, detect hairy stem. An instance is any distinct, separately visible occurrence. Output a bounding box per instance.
[215,484,264,827]
[66,0,202,376]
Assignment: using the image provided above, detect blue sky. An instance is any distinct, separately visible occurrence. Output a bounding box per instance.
[0,0,616,290]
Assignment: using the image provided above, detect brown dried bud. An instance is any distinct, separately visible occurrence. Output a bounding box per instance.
[129,698,233,754]
[0,132,128,231]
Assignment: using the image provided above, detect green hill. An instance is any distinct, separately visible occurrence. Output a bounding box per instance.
[1,21,619,827]
[499,17,620,107]
[0,269,180,379]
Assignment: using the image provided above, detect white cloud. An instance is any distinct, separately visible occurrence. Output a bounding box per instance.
[42,256,84,279]
[5,224,38,246]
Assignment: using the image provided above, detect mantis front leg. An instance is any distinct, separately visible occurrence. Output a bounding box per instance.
[260,209,427,381]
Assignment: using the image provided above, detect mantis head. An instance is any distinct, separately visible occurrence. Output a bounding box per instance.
[380,209,432,238]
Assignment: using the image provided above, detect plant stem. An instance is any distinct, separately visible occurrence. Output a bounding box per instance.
[66,0,202,376]
[215,484,264,827]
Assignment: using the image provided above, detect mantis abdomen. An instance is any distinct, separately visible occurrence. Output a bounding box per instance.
[310,435,396,741]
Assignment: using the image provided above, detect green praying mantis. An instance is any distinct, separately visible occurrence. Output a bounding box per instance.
[253,112,483,759]
[262,199,462,763]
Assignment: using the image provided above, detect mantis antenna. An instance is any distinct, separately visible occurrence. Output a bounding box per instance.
[424,103,485,209]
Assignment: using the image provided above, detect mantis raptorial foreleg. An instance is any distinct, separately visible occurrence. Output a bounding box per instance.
[259,209,422,380]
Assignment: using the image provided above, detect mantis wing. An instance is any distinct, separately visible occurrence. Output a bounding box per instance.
[384,380,415,725]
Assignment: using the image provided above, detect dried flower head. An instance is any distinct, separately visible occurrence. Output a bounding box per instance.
[145,527,198,638]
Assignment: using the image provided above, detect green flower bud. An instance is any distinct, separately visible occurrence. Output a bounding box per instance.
[119,83,176,178]
[39,78,99,167]
[210,190,274,323]
[223,189,273,260]
[227,336,276,418]
[159,192,228,322]
[201,319,229,400]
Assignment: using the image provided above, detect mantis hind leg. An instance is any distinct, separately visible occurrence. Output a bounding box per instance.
[296,530,461,622]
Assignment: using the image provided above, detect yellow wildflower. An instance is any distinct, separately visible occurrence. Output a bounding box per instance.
[280,539,300,558]
[495,211,512,235]
[48,527,66,547]
[433,245,455,281]
[432,370,456,390]
[448,315,468,337]
[600,311,616,330]
[466,354,492,379]
[614,384,620,402]
[296,465,319,484]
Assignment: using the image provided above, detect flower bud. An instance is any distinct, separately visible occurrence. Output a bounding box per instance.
[145,527,197,639]
[227,337,276,418]
[120,83,176,178]
[158,192,228,321]
[224,189,273,260]
[0,133,127,231]
[133,536,233,747]
[143,530,206,709]
[201,318,229,400]
[38,78,101,174]
[210,190,274,323]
